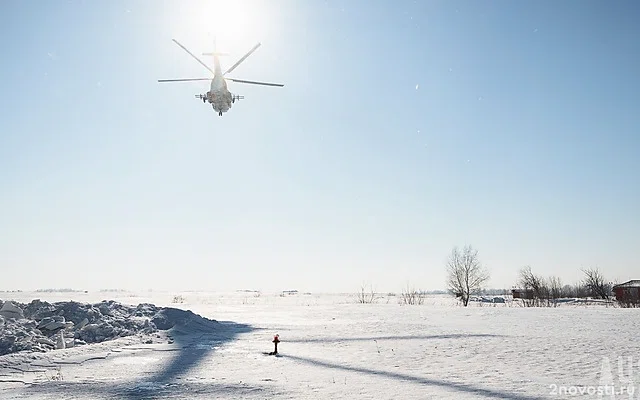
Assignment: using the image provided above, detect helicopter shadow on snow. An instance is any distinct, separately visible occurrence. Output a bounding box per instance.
[15,319,279,399]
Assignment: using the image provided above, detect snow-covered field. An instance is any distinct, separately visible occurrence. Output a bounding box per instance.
[1,290,639,399]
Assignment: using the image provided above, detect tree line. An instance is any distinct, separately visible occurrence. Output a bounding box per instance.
[445,245,626,307]
[514,265,614,307]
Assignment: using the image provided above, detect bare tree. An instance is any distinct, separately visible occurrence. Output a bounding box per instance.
[582,268,613,300]
[518,266,549,307]
[356,283,377,304]
[548,276,563,307]
[446,245,490,307]
[582,268,612,300]
[400,284,426,305]
[561,284,576,298]
[575,283,590,298]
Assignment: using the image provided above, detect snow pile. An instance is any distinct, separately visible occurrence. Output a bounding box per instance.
[0,299,218,356]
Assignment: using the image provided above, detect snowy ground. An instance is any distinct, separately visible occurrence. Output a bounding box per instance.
[1,290,639,399]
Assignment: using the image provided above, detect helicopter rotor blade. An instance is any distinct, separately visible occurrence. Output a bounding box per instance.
[171,39,215,75]
[157,78,211,82]
[223,42,262,75]
[225,77,284,87]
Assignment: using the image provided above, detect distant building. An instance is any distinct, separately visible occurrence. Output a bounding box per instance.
[511,288,534,299]
[613,280,640,303]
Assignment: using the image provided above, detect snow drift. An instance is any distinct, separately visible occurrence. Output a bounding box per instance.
[0,298,218,356]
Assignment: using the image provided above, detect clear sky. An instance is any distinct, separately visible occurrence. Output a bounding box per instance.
[1,0,638,293]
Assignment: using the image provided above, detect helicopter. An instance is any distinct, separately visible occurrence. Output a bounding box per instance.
[158,39,283,116]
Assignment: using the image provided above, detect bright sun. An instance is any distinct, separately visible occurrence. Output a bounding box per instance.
[171,0,267,55]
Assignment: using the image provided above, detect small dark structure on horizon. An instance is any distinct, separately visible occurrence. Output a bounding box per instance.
[511,288,534,300]
[613,280,640,307]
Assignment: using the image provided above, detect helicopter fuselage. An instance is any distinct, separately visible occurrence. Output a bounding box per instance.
[201,55,235,115]
[206,75,233,114]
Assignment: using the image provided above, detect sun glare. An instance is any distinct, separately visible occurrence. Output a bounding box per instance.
[168,0,269,57]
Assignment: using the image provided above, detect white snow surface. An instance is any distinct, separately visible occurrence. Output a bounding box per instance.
[1,290,639,399]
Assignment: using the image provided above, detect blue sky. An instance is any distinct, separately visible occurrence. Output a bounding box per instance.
[1,0,638,293]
